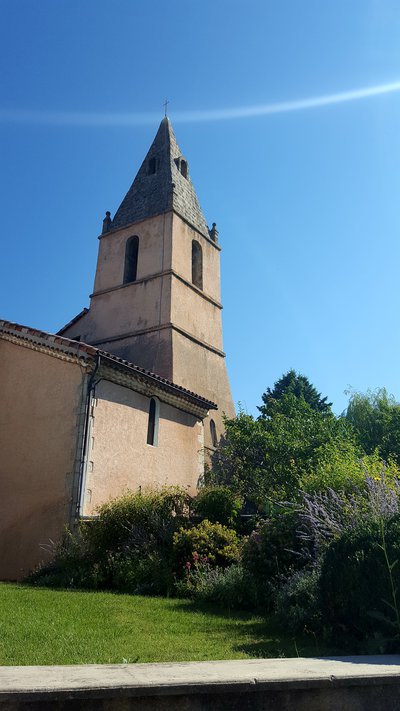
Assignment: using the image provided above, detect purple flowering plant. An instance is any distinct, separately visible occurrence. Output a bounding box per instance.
[294,464,400,565]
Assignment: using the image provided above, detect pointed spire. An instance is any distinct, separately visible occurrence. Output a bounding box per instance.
[111,118,209,237]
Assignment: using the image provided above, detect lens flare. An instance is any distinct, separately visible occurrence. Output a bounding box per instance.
[1,81,400,127]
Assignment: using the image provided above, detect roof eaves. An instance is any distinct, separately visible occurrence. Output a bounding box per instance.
[0,320,217,412]
[99,351,217,411]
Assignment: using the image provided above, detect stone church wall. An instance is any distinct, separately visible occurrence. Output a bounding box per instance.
[80,379,204,516]
[0,340,87,580]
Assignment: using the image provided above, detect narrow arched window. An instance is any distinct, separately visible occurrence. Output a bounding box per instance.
[148,157,157,175]
[192,240,203,290]
[123,236,139,284]
[180,159,188,178]
[210,419,218,447]
[147,397,159,446]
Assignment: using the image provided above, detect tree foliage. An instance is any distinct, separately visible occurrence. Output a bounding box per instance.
[345,388,400,463]
[210,395,354,504]
[259,369,332,418]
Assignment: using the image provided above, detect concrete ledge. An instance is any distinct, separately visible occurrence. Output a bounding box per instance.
[0,657,400,710]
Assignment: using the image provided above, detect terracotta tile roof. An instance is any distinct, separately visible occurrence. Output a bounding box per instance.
[0,319,217,411]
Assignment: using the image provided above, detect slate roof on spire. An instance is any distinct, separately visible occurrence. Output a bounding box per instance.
[111,117,209,237]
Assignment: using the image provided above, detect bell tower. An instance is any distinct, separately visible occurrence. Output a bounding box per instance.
[59,117,234,449]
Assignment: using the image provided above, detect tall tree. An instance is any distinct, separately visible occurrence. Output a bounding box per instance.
[210,396,353,504]
[258,369,332,418]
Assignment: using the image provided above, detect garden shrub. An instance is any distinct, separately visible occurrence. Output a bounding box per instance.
[274,568,322,633]
[29,487,190,595]
[319,514,400,651]
[173,519,241,572]
[192,486,242,528]
[296,487,363,563]
[175,560,256,609]
[85,486,189,554]
[27,527,101,589]
[242,507,305,609]
[109,550,175,595]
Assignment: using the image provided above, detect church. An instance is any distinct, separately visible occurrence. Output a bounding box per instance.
[0,117,234,580]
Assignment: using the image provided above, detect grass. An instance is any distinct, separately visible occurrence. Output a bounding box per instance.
[0,583,324,665]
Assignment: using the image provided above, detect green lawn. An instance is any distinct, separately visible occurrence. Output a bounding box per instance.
[0,583,325,665]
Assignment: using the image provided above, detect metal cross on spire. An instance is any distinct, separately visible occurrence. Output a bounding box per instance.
[163,98,170,117]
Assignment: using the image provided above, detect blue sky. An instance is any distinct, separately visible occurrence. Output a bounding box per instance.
[2,0,400,416]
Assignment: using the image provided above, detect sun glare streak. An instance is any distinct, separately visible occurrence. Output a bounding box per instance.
[173,81,400,122]
[1,81,400,127]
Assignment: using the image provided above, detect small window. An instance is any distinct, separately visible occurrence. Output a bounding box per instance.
[180,159,188,178]
[124,236,139,284]
[147,397,159,446]
[210,419,218,447]
[192,240,203,290]
[148,157,157,175]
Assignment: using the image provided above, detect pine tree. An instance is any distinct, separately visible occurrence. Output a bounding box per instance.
[258,369,332,418]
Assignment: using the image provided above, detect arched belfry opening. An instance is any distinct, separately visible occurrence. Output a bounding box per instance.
[192,240,203,290]
[148,157,157,175]
[123,236,139,284]
[180,159,188,178]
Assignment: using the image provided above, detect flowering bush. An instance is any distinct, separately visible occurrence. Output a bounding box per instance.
[274,466,400,646]
[173,520,241,573]
[297,466,400,563]
[241,508,305,609]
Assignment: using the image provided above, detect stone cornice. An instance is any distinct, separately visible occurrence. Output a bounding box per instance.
[92,322,226,358]
[90,269,223,310]
[99,208,221,251]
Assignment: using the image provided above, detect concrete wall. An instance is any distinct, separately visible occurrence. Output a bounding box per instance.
[0,339,87,580]
[2,658,400,710]
[81,379,204,515]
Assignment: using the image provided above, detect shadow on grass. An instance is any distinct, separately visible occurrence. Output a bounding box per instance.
[167,598,329,658]
[168,597,263,618]
[14,584,341,659]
